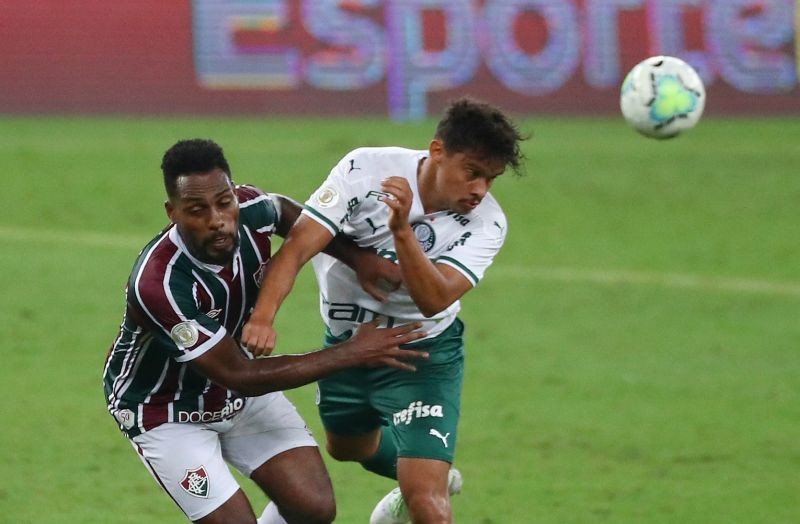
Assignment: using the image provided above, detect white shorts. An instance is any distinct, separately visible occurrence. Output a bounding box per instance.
[130,392,317,521]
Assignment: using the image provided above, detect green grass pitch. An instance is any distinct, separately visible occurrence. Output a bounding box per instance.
[0,115,798,523]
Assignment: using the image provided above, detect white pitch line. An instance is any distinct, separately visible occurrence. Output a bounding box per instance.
[0,225,144,250]
[492,265,800,297]
[2,224,799,297]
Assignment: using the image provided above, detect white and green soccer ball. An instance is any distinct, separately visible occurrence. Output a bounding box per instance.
[620,55,706,139]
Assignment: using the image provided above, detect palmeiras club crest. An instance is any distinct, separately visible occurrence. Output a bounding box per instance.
[412,222,436,252]
[180,466,209,498]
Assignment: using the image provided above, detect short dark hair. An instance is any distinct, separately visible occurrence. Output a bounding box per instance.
[434,97,527,176]
[161,139,232,198]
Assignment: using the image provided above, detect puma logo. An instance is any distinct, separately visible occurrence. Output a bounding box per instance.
[365,217,384,235]
[429,428,450,448]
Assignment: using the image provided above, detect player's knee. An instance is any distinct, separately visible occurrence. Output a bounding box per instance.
[279,493,335,524]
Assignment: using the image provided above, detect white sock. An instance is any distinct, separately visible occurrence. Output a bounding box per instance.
[257,501,288,524]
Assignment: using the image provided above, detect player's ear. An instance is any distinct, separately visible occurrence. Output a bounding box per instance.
[165,200,175,223]
[429,139,444,161]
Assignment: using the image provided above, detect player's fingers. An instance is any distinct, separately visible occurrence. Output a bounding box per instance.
[384,358,418,372]
[398,349,429,361]
[387,321,423,336]
[361,280,388,302]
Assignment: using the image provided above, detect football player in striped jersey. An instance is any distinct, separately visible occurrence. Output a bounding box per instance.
[103,139,428,524]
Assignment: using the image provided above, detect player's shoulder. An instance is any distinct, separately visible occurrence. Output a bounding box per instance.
[472,193,508,236]
[343,146,424,168]
[129,229,191,301]
[235,184,268,205]
[235,184,280,229]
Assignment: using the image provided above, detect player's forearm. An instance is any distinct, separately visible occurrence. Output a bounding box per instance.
[229,346,357,395]
[322,233,370,271]
[393,226,454,317]
[250,249,302,324]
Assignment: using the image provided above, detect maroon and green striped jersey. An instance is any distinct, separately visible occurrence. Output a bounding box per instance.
[103,185,279,438]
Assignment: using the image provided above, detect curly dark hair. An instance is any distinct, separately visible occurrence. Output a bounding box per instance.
[434,97,528,176]
[161,139,232,198]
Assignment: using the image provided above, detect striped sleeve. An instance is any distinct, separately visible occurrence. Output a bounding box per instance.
[237,184,280,234]
[130,242,226,362]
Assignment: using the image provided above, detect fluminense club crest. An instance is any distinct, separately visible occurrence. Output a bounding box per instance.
[180,466,209,498]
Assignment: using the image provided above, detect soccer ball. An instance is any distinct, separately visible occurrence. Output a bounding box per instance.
[620,55,705,139]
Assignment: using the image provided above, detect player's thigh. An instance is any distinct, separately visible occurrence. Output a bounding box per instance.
[317,368,384,436]
[131,423,244,522]
[250,445,334,520]
[221,392,319,478]
[373,357,464,463]
[222,392,334,521]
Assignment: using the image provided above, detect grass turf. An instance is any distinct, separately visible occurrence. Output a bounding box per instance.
[0,116,798,523]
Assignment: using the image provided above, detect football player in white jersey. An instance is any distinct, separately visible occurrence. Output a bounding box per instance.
[243,98,526,523]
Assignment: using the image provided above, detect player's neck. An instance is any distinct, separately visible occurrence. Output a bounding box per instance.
[417,157,445,214]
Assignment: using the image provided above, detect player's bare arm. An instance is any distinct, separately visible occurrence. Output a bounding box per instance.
[274,194,401,301]
[380,176,473,317]
[194,321,428,396]
[241,215,335,355]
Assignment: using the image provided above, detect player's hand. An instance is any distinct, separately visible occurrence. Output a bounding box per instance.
[380,177,413,233]
[241,318,277,357]
[340,320,428,371]
[353,251,402,302]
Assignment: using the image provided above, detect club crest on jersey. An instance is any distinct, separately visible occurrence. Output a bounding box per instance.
[170,320,199,348]
[253,261,268,288]
[412,222,436,252]
[180,466,209,498]
[316,186,339,208]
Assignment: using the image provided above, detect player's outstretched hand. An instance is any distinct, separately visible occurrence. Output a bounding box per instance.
[241,318,277,357]
[341,320,428,371]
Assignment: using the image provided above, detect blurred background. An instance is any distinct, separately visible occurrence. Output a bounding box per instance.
[1,1,799,523]
[1,0,798,118]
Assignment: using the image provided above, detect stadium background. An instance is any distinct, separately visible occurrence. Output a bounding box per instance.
[1,1,798,522]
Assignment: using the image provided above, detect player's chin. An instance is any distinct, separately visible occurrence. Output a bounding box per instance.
[203,246,236,265]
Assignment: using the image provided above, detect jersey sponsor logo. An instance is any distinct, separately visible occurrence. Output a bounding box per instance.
[114,408,135,430]
[392,401,444,426]
[326,301,395,325]
[446,211,471,226]
[445,232,472,252]
[366,189,391,200]
[180,466,209,498]
[429,428,451,448]
[170,320,200,348]
[412,222,436,252]
[177,397,245,423]
[316,186,339,208]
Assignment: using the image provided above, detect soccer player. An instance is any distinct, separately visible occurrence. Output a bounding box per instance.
[242,98,527,523]
[102,139,429,524]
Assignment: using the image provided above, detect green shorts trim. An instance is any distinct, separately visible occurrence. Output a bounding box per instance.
[318,318,465,463]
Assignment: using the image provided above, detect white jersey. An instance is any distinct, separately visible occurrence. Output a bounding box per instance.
[303,147,508,339]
